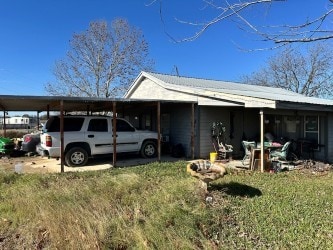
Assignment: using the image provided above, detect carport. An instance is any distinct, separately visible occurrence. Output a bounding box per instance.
[0,95,196,172]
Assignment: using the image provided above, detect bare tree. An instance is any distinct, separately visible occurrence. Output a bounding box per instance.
[45,19,154,97]
[148,0,333,46]
[243,44,333,98]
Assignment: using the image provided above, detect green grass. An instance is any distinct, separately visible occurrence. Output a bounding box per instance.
[0,161,332,249]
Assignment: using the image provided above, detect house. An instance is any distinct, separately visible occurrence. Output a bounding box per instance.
[125,71,333,163]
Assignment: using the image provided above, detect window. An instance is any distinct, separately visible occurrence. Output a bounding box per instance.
[304,115,319,148]
[45,117,84,132]
[116,119,135,132]
[88,119,108,132]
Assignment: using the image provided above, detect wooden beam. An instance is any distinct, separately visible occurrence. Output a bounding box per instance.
[191,103,195,159]
[157,101,161,162]
[60,100,64,173]
[112,101,117,167]
[47,105,50,119]
[260,109,265,173]
[3,110,7,137]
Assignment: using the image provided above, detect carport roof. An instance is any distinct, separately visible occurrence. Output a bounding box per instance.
[0,95,194,112]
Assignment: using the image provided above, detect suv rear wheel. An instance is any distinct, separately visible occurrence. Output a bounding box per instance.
[65,147,88,167]
[140,141,157,158]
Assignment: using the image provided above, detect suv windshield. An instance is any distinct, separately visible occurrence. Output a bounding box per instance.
[44,117,85,132]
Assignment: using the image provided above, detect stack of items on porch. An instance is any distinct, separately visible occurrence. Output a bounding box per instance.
[211,121,233,162]
[242,134,297,171]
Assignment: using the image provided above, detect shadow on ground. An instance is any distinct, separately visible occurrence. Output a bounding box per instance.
[210,181,262,197]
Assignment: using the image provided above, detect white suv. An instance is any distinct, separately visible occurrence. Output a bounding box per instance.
[37,115,158,167]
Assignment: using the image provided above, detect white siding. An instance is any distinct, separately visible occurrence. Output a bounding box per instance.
[129,79,197,101]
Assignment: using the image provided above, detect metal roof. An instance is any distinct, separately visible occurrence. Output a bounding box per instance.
[0,95,193,112]
[144,72,333,107]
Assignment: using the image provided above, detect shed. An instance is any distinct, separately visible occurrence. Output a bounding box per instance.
[125,71,333,167]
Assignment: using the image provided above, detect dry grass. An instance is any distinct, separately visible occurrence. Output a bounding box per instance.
[0,161,332,249]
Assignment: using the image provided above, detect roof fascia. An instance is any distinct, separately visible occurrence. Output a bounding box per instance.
[276,101,333,111]
[123,71,145,98]
[124,71,169,98]
[162,84,277,108]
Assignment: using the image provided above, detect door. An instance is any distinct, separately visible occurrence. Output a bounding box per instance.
[114,119,140,153]
[86,118,112,155]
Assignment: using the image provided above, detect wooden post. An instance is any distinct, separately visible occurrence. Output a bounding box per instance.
[260,109,265,173]
[3,111,7,137]
[47,105,50,119]
[60,100,64,173]
[86,105,90,116]
[191,103,195,159]
[157,101,161,162]
[36,111,40,130]
[112,102,117,167]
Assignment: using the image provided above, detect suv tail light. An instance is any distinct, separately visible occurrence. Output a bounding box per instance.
[45,135,52,147]
[24,135,32,143]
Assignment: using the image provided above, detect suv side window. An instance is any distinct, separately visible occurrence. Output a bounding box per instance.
[88,119,108,132]
[116,119,135,132]
[45,117,84,132]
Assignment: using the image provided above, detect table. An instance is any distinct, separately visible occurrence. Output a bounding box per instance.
[265,144,283,151]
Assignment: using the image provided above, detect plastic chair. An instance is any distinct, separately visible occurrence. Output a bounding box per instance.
[269,141,297,161]
[242,141,256,166]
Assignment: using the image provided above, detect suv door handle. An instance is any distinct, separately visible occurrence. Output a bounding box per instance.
[88,135,94,138]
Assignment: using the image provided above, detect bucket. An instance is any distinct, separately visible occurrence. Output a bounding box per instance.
[210,152,218,162]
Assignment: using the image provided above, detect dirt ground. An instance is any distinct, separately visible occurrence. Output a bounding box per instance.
[1,151,331,175]
[0,153,113,174]
[0,152,186,174]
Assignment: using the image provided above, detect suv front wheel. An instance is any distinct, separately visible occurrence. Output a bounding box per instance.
[140,141,157,158]
[65,147,89,167]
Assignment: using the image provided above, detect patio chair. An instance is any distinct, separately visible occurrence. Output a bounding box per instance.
[269,141,297,162]
[242,141,256,166]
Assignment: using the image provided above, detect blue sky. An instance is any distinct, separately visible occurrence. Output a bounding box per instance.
[0,0,331,96]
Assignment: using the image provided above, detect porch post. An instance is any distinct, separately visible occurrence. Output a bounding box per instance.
[260,109,265,173]
[3,110,6,137]
[60,100,64,173]
[191,103,195,159]
[46,105,50,119]
[157,101,161,162]
[112,101,117,167]
[36,111,40,130]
